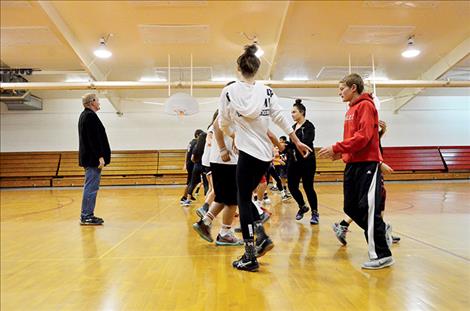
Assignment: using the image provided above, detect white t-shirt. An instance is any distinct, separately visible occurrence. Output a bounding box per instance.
[209,125,238,165]
[218,81,293,162]
[201,125,213,167]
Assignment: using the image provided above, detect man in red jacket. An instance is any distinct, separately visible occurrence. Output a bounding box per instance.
[318,73,393,270]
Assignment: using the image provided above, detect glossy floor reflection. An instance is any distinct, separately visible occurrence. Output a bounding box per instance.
[1,181,469,310]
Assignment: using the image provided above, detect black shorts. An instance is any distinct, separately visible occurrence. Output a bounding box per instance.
[211,162,237,206]
[203,165,212,175]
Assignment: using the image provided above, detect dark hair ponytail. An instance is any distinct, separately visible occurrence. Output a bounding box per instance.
[237,44,261,78]
[293,99,306,116]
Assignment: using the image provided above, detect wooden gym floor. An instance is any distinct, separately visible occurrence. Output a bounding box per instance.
[1,181,469,310]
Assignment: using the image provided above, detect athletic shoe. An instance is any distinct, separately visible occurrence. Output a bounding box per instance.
[190,195,197,201]
[80,216,104,226]
[260,212,270,224]
[310,211,320,225]
[281,190,291,201]
[295,205,309,220]
[215,233,243,246]
[392,235,401,243]
[196,205,208,219]
[181,199,191,206]
[232,254,259,272]
[179,197,187,205]
[270,185,279,191]
[255,237,274,258]
[361,256,394,270]
[332,223,348,245]
[385,223,393,248]
[192,220,213,242]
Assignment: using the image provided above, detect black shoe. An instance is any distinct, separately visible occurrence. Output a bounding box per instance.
[255,237,274,258]
[295,205,309,220]
[392,235,401,243]
[80,216,104,225]
[232,253,259,272]
[190,195,197,201]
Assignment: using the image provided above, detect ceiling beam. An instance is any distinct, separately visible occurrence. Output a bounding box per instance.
[266,1,291,80]
[393,37,470,113]
[2,80,470,91]
[37,1,123,115]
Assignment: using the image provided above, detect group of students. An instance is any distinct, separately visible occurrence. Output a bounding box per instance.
[181,44,398,272]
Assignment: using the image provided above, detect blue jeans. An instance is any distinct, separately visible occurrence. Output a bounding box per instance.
[81,167,101,220]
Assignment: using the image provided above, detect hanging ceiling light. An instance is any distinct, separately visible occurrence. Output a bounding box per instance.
[94,36,112,59]
[401,35,421,58]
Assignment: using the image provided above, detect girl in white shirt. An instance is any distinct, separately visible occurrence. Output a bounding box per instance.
[219,44,311,272]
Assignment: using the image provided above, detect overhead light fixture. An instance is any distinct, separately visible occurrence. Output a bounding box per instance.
[94,36,112,59]
[401,35,421,58]
[65,76,90,83]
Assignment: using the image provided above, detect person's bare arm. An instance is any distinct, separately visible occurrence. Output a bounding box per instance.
[213,116,230,162]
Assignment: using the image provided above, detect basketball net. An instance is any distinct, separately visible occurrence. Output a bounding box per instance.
[175,110,185,120]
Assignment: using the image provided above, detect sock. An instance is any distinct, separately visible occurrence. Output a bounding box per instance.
[202,211,215,226]
[220,224,231,237]
[244,239,256,259]
[340,220,350,227]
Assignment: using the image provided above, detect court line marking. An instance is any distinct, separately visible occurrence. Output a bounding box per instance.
[318,202,470,262]
[97,204,171,259]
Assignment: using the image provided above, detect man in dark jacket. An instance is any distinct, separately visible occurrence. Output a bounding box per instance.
[78,93,111,225]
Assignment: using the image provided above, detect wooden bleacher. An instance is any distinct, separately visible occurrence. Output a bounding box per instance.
[53,151,159,187]
[0,152,60,187]
[0,146,469,188]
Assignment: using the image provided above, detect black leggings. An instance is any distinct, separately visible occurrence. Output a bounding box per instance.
[266,164,284,191]
[287,158,318,212]
[237,151,270,240]
[187,163,208,196]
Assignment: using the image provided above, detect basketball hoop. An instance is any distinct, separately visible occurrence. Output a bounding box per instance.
[164,92,199,117]
[175,110,185,120]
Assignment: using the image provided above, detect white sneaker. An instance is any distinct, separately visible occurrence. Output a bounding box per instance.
[281,190,290,201]
[361,256,394,270]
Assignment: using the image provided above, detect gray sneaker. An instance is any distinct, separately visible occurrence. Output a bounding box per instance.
[215,232,243,246]
[361,256,394,270]
[332,223,348,245]
[385,223,393,248]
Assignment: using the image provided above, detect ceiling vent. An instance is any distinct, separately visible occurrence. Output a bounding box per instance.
[342,25,415,45]
[139,24,210,44]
